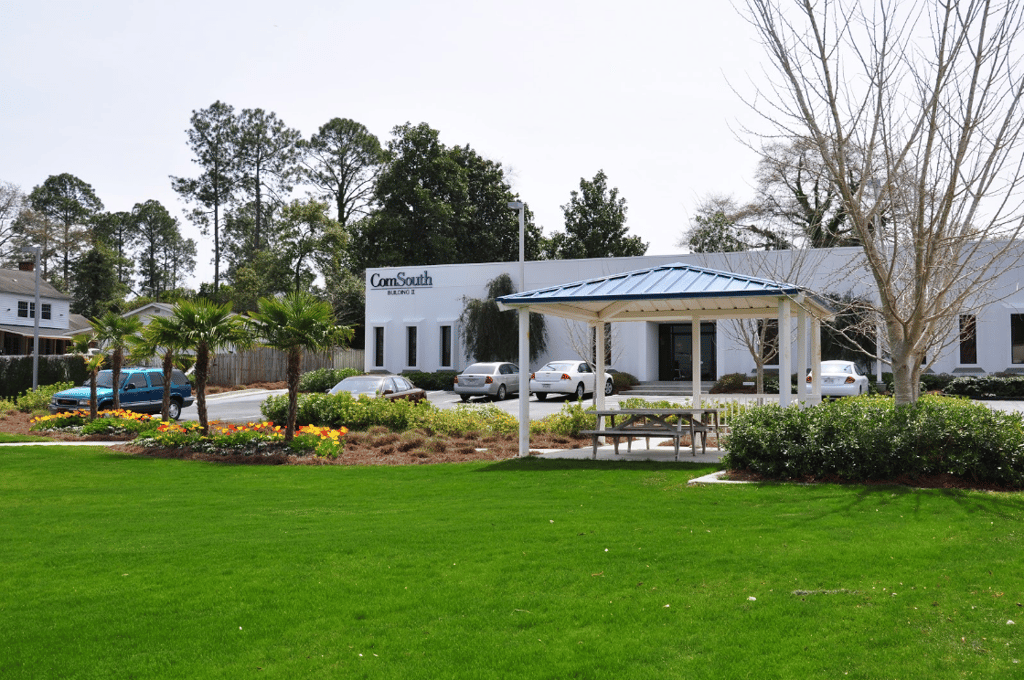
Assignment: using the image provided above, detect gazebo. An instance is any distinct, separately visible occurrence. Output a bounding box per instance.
[497,262,834,456]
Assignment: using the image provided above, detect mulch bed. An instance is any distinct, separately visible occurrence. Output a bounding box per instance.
[0,410,589,466]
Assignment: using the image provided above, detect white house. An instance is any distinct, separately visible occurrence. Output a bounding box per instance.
[0,265,73,356]
[363,247,1024,381]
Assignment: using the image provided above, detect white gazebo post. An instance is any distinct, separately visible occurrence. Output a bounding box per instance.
[691,315,701,407]
[595,320,607,412]
[811,315,822,404]
[509,200,529,458]
[797,305,808,407]
[778,298,792,407]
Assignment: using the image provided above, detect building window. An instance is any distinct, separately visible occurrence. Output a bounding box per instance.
[1012,314,1024,364]
[373,327,385,367]
[17,301,51,320]
[440,326,452,367]
[960,314,977,364]
[407,326,417,367]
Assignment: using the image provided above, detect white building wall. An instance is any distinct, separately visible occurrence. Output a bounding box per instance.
[364,249,1024,380]
[0,292,71,330]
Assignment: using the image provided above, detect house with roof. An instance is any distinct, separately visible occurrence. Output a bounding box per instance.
[0,265,73,355]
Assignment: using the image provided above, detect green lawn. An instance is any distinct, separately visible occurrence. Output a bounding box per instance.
[1,447,1022,679]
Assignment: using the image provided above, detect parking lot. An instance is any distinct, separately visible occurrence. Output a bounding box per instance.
[182,387,634,424]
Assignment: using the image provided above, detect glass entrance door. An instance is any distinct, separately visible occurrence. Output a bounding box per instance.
[658,322,717,381]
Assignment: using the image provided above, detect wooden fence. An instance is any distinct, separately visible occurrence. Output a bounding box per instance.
[207,348,365,386]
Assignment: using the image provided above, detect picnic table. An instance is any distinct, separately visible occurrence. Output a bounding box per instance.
[580,408,721,460]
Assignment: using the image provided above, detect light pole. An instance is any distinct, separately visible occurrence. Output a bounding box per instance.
[508,201,529,457]
[20,246,41,391]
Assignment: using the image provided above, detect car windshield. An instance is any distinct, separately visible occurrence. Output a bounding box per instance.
[463,364,496,374]
[338,377,384,394]
[93,372,125,389]
[540,362,576,372]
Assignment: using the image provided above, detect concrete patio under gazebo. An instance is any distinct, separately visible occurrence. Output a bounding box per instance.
[497,262,834,457]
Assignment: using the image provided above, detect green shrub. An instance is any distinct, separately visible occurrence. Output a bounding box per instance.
[297,368,362,393]
[723,395,1024,488]
[404,371,458,391]
[611,371,638,391]
[17,381,74,414]
[921,373,956,392]
[943,375,1024,399]
[261,392,432,432]
[711,373,748,392]
[532,402,597,437]
[414,403,518,436]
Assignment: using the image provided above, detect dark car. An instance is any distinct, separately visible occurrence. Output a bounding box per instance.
[327,374,427,402]
[50,367,194,420]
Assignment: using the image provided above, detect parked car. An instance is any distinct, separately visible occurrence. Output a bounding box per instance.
[805,360,870,397]
[327,374,427,402]
[49,367,194,420]
[530,360,614,401]
[453,362,520,401]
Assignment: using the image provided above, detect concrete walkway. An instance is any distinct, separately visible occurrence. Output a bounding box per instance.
[535,438,725,464]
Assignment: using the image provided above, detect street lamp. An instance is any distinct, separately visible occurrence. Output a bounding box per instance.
[19,246,41,391]
[507,201,528,457]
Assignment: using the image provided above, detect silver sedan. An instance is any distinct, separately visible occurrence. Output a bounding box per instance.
[454,362,520,401]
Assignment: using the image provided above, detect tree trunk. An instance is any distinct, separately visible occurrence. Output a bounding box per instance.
[889,340,922,406]
[285,348,302,442]
[161,349,173,421]
[196,344,210,435]
[111,351,123,410]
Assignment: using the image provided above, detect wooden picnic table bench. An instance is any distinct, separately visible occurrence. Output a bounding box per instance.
[580,408,721,461]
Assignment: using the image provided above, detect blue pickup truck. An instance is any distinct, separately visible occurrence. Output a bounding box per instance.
[49,367,194,420]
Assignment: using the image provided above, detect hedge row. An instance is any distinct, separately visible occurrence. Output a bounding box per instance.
[724,395,1024,488]
[260,392,518,435]
[0,356,88,400]
[943,375,1024,399]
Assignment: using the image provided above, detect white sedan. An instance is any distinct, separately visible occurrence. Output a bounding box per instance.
[530,361,614,401]
[454,362,520,401]
[805,360,870,397]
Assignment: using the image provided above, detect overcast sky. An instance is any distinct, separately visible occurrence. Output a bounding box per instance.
[1,0,769,285]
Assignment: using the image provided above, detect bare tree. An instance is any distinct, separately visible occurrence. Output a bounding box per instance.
[0,181,24,262]
[743,0,1024,404]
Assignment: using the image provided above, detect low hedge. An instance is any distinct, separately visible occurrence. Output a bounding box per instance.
[724,395,1024,488]
[260,392,516,436]
[404,370,458,391]
[943,375,1024,399]
[298,368,362,393]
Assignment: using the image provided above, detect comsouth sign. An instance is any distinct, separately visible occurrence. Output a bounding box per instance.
[369,271,433,296]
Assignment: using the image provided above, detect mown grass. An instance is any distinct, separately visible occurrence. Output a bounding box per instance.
[0,431,51,443]
[1,447,1023,678]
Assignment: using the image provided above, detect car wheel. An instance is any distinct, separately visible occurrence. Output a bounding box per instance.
[167,399,182,421]
[99,402,112,413]
[574,383,585,400]
[535,392,547,401]
[604,379,614,396]
[460,394,470,402]
[495,384,507,401]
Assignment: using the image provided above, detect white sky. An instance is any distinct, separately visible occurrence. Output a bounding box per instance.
[0,0,768,286]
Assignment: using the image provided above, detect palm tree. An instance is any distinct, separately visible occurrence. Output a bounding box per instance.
[167,299,249,434]
[129,318,192,421]
[248,291,352,441]
[69,333,106,421]
[90,312,143,410]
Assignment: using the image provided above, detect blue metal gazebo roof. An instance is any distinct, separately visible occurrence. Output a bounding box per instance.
[496,262,831,322]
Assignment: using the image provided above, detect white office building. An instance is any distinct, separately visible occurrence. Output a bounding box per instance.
[364,247,1024,381]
